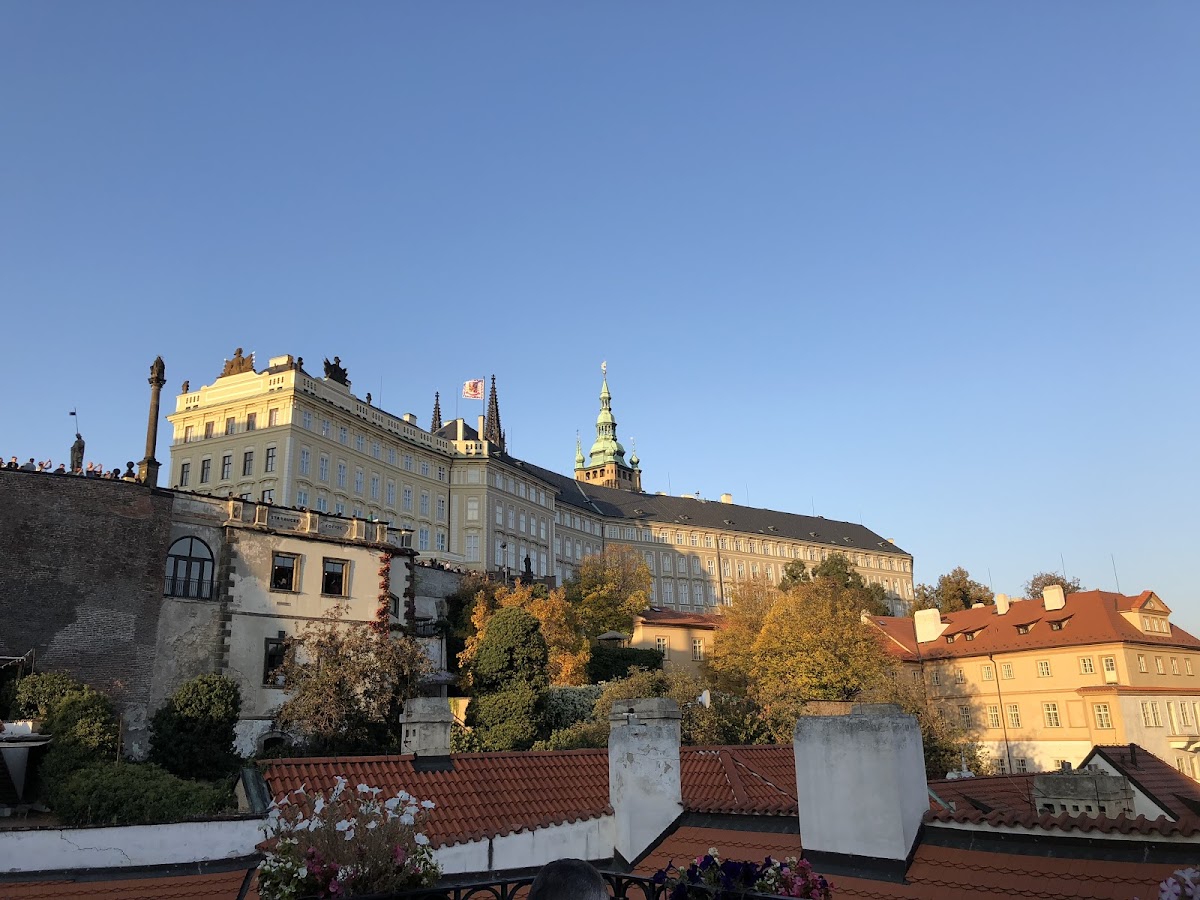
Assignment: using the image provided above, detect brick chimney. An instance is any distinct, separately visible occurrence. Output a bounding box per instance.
[609,698,683,864]
[793,704,927,878]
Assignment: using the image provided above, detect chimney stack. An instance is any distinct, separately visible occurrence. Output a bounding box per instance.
[400,697,453,769]
[914,607,948,644]
[794,704,927,876]
[995,593,1010,616]
[720,493,733,504]
[477,415,486,442]
[1042,584,1066,611]
[609,698,682,864]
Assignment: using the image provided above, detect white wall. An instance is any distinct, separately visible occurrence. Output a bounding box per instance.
[433,815,615,875]
[0,817,264,874]
[980,740,1094,773]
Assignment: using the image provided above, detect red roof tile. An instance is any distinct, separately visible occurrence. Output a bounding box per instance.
[1084,744,1200,820]
[632,825,803,875]
[263,749,611,848]
[927,772,1040,814]
[924,805,1200,836]
[0,867,257,899]
[681,746,797,815]
[870,590,1200,662]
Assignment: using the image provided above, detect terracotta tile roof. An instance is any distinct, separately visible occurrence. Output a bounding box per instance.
[263,749,612,848]
[832,842,1177,900]
[924,805,1200,836]
[927,772,1040,814]
[1084,743,1200,820]
[632,824,803,875]
[680,746,797,815]
[637,609,722,629]
[0,867,257,899]
[870,590,1200,662]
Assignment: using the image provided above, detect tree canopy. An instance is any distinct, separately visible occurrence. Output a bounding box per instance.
[464,607,550,750]
[1023,572,1085,600]
[273,611,431,753]
[564,545,652,637]
[912,566,993,613]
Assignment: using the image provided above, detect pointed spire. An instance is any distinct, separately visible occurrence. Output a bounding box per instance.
[430,392,442,432]
[484,375,505,451]
[574,432,585,470]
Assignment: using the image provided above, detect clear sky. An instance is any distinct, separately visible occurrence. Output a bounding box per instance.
[2,5,1197,626]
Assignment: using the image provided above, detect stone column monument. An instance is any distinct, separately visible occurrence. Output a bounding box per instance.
[137,356,167,486]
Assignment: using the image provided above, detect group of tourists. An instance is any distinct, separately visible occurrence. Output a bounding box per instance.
[4,434,136,481]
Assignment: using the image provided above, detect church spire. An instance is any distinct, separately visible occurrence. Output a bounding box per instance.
[430,392,442,432]
[483,375,505,451]
[574,361,641,492]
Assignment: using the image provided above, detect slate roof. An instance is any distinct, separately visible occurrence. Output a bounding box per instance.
[1083,744,1200,820]
[869,590,1200,662]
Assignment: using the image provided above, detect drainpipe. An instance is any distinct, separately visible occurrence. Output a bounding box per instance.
[989,652,1014,774]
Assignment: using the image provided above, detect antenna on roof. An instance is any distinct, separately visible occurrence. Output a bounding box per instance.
[1060,553,1067,581]
[1111,553,1122,594]
[667,472,672,495]
[811,497,815,517]
[987,568,994,592]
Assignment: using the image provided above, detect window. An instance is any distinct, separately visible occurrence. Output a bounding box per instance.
[656,637,669,659]
[221,454,232,480]
[436,531,446,552]
[1138,655,1148,673]
[1189,659,1194,676]
[371,442,380,459]
[299,449,310,476]
[418,527,429,551]
[296,490,308,507]
[302,410,312,430]
[199,459,211,484]
[354,469,364,495]
[184,426,196,444]
[1142,701,1163,727]
[1156,657,1165,675]
[1043,702,1062,728]
[1037,660,1051,678]
[1016,624,1031,635]
[959,706,971,728]
[420,461,430,477]
[1080,657,1095,674]
[403,454,413,471]
[1049,620,1064,631]
[337,463,347,489]
[1094,703,1113,729]
[930,671,941,687]
[465,533,479,563]
[370,475,380,500]
[245,412,257,432]
[322,559,348,596]
[954,668,965,684]
[268,408,279,427]
[179,462,190,486]
[662,581,674,604]
[225,417,236,435]
[265,447,276,473]
[261,489,274,504]
[437,466,446,482]
[1172,658,1180,675]
[164,536,214,599]
[242,451,254,477]
[1006,704,1022,728]
[271,553,299,591]
[319,455,329,482]
[982,664,994,681]
[1015,758,1028,773]
[1103,656,1117,676]
[436,497,445,521]
[203,421,214,439]
[263,637,286,687]
[339,426,348,445]
[1181,702,1192,729]
[1001,663,1014,680]
[987,705,1001,728]
[356,435,365,453]
[321,419,331,437]
[420,492,430,516]
[692,639,705,661]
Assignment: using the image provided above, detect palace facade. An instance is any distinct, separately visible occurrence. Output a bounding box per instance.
[167,350,914,610]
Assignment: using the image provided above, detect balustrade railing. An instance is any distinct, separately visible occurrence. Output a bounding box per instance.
[163,576,214,599]
[305,872,666,900]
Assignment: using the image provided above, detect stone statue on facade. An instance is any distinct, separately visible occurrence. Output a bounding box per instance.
[181,380,189,393]
[323,356,349,386]
[70,434,85,472]
[220,348,255,378]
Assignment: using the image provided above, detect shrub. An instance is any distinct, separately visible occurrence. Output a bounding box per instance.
[449,723,483,754]
[586,645,662,683]
[471,608,549,694]
[150,674,242,780]
[534,720,606,751]
[14,672,85,719]
[468,684,545,751]
[44,688,120,756]
[53,762,233,826]
[545,685,603,732]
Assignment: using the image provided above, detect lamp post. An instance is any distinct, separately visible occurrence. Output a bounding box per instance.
[499,542,509,584]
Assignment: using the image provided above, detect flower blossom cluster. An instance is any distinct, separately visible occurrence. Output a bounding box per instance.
[653,847,833,900]
[259,776,440,900]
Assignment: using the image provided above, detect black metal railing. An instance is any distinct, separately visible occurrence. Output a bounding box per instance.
[163,576,214,599]
[306,872,665,900]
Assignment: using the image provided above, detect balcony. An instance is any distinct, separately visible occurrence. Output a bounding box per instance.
[307,872,664,900]
[163,576,214,600]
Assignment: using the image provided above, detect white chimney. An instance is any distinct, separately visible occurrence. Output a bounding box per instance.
[914,607,948,644]
[609,698,682,863]
[995,593,1010,616]
[400,697,452,758]
[1043,584,1066,612]
[720,493,733,504]
[402,413,418,425]
[477,415,486,440]
[794,704,927,866]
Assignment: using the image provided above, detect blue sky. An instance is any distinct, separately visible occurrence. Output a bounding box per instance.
[2,5,1197,626]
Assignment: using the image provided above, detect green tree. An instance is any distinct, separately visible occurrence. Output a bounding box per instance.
[273,611,432,753]
[1024,572,1084,600]
[749,579,893,739]
[149,674,242,781]
[14,671,86,719]
[778,559,811,592]
[465,607,550,750]
[564,546,652,637]
[912,567,992,614]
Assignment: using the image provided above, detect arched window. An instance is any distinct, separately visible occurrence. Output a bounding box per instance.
[164,536,214,599]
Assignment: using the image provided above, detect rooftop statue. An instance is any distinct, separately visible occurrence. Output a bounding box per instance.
[220,347,256,378]
[323,355,349,386]
[70,433,85,472]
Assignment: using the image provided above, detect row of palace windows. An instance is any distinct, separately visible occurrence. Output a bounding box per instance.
[654,635,708,662]
[298,410,448,482]
[182,409,281,442]
[930,654,1195,687]
[178,448,276,487]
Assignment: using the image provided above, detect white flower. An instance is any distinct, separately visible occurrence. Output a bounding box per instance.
[415,833,429,846]
[335,818,357,832]
[357,783,372,794]
[293,785,307,796]
[395,790,411,801]
[366,820,379,830]
[295,819,310,832]
[385,797,401,811]
[344,829,355,841]
[421,799,435,809]
[400,813,415,826]
[313,796,326,814]
[307,817,323,832]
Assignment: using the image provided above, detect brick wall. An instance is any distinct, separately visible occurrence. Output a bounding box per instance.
[0,469,175,725]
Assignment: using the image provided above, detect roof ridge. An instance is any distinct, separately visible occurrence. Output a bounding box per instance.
[716,749,750,806]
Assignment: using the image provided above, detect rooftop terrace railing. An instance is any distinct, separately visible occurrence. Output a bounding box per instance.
[304,872,666,900]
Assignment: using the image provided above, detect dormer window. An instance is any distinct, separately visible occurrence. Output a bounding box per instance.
[964,631,976,642]
[1016,624,1032,635]
[946,634,957,644]
[1049,620,1066,631]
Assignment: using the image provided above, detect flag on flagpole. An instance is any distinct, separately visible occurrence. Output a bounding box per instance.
[462,379,485,400]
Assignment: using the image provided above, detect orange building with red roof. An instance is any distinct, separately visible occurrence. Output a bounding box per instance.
[868,586,1200,777]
